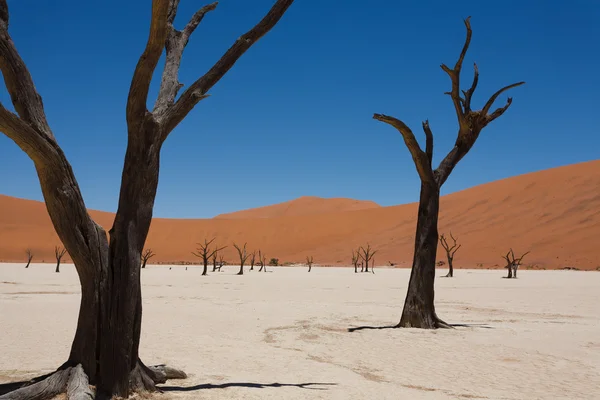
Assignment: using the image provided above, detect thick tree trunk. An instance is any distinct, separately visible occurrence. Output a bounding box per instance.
[506,266,513,278]
[55,260,60,273]
[398,183,446,329]
[202,259,208,276]
[212,259,217,272]
[364,260,369,273]
[237,262,244,275]
[354,264,357,273]
[513,266,517,278]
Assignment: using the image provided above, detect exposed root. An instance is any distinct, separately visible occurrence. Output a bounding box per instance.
[67,365,94,400]
[0,361,186,400]
[147,365,187,383]
[434,316,454,329]
[0,365,93,400]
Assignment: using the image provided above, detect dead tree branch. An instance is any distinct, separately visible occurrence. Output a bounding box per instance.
[192,238,226,276]
[502,249,530,279]
[306,256,314,272]
[359,244,377,273]
[25,248,33,268]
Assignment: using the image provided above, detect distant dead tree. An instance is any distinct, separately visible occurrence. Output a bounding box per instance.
[25,248,33,268]
[352,249,360,273]
[373,17,524,328]
[54,246,67,273]
[359,244,377,273]
[233,242,250,275]
[388,261,397,267]
[192,238,226,276]
[249,250,257,271]
[141,248,155,269]
[503,249,530,279]
[218,254,226,271]
[371,258,375,274]
[258,250,267,272]
[306,256,314,272]
[439,232,461,277]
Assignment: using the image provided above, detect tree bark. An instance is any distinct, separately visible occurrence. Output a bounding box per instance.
[398,183,446,329]
[237,262,244,275]
[202,258,208,276]
[55,260,60,273]
[446,257,453,277]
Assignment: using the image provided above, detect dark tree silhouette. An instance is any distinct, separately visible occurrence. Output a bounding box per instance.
[54,246,67,273]
[233,242,250,275]
[439,232,461,277]
[141,248,155,269]
[218,254,226,271]
[352,249,360,273]
[269,258,279,266]
[0,1,295,396]
[192,238,226,276]
[212,250,218,272]
[503,249,530,279]
[258,250,267,272]
[306,256,314,272]
[25,248,33,268]
[249,250,257,271]
[373,17,524,329]
[359,244,377,273]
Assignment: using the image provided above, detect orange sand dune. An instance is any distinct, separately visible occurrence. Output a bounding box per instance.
[214,196,380,219]
[0,160,599,270]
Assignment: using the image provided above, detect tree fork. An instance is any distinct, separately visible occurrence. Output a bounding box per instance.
[374,16,524,329]
[0,0,295,397]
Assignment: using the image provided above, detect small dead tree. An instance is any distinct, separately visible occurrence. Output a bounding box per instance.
[25,248,33,268]
[439,232,461,277]
[306,256,314,272]
[373,17,524,328]
[141,248,155,269]
[192,238,226,276]
[218,254,226,271]
[54,246,67,273]
[249,250,257,271]
[233,242,250,275]
[359,244,377,273]
[211,251,218,272]
[258,250,267,272]
[503,249,530,279]
[352,249,360,273]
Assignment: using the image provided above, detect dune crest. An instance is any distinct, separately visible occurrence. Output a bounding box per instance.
[0,160,598,270]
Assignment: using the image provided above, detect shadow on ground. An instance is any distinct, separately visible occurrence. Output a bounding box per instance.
[160,382,337,392]
[347,323,493,332]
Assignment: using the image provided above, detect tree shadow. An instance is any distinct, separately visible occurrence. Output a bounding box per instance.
[348,323,493,332]
[160,382,337,392]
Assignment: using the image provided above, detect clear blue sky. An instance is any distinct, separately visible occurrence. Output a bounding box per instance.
[0,0,598,218]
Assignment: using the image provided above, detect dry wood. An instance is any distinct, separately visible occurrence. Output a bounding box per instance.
[373,17,524,328]
[233,242,250,275]
[440,232,461,277]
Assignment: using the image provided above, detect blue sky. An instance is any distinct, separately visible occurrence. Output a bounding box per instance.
[0,0,598,218]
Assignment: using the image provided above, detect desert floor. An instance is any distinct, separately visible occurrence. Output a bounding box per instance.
[1,264,599,400]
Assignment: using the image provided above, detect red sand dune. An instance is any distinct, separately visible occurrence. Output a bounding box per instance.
[0,160,599,270]
[214,196,380,219]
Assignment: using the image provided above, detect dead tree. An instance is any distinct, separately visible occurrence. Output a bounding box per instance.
[352,249,360,273]
[371,258,375,274]
[439,232,461,277]
[0,0,294,395]
[233,242,250,275]
[192,238,226,276]
[503,249,530,279]
[306,256,314,272]
[373,17,524,328]
[141,248,155,269]
[211,251,218,272]
[359,244,377,273]
[54,246,67,273]
[25,248,33,268]
[249,250,257,271]
[258,250,267,272]
[217,254,226,271]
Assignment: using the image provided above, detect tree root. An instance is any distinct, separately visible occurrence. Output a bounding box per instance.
[0,362,187,400]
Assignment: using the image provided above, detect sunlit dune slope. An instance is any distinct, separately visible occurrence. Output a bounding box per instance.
[0,160,598,270]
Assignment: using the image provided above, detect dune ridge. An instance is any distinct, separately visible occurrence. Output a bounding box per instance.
[0,160,598,270]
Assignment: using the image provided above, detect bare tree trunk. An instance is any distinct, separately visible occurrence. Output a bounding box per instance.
[398,183,447,329]
[55,260,61,273]
[512,266,517,278]
[25,260,31,268]
[141,260,147,269]
[212,258,217,272]
[446,257,453,277]
[506,266,513,278]
[238,263,244,275]
[202,259,208,276]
